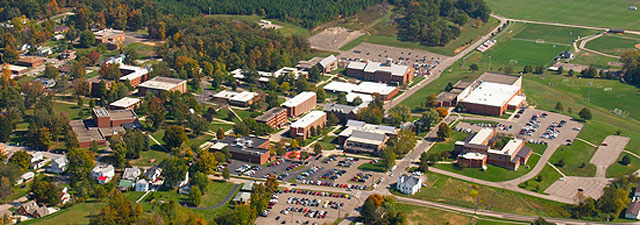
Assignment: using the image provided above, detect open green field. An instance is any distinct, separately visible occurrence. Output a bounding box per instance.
[27,201,104,225]
[572,51,622,69]
[519,165,563,193]
[398,172,570,217]
[131,149,169,166]
[200,181,237,207]
[585,33,640,56]
[486,0,640,31]
[399,71,483,112]
[606,152,640,178]
[426,130,469,158]
[513,23,596,44]
[434,154,541,182]
[397,203,528,225]
[341,17,500,56]
[549,140,597,177]
[126,42,155,57]
[209,14,310,37]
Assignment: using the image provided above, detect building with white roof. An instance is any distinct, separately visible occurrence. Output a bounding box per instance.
[457,72,524,117]
[323,81,358,93]
[91,165,115,184]
[109,97,141,110]
[344,59,415,85]
[289,111,326,139]
[346,92,373,104]
[323,81,399,100]
[282,91,317,117]
[212,90,260,107]
[138,76,187,96]
[338,120,397,154]
[396,174,422,195]
[118,64,149,87]
[454,128,532,170]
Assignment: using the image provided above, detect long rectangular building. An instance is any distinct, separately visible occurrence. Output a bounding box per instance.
[282,91,316,117]
[211,136,275,164]
[137,76,187,96]
[255,107,287,128]
[289,111,326,139]
[344,59,414,85]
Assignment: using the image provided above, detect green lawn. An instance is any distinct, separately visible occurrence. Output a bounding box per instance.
[358,162,387,172]
[585,33,640,56]
[572,50,622,69]
[606,153,640,178]
[548,140,597,177]
[426,131,469,158]
[399,71,483,112]
[53,103,88,121]
[126,42,155,57]
[400,172,570,217]
[519,165,563,193]
[209,123,233,132]
[27,201,104,225]
[486,0,640,31]
[131,149,169,167]
[200,181,237,207]
[526,143,548,155]
[316,135,338,150]
[470,39,568,69]
[214,108,232,121]
[397,203,528,225]
[513,23,596,44]
[433,153,541,182]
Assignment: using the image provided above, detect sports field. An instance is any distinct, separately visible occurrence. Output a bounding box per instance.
[486,0,640,31]
[585,33,640,56]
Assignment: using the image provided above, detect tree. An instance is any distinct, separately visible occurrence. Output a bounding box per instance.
[533,217,555,225]
[112,141,128,168]
[0,177,12,202]
[79,30,95,48]
[216,127,226,139]
[90,191,143,225]
[523,65,532,74]
[290,139,299,149]
[416,108,439,134]
[555,158,565,167]
[2,34,19,63]
[43,64,59,80]
[436,123,450,141]
[163,125,188,149]
[469,63,479,71]
[579,107,592,121]
[327,113,339,126]
[418,152,429,172]
[8,151,30,169]
[186,114,208,136]
[31,178,61,206]
[189,185,203,206]
[568,69,575,77]
[555,102,564,111]
[316,88,326,103]
[0,116,12,142]
[435,107,448,118]
[424,93,438,109]
[123,47,139,65]
[534,65,545,74]
[67,148,96,185]
[309,65,321,82]
[222,167,230,181]
[194,149,217,174]
[444,82,454,91]
[336,92,347,105]
[380,147,396,171]
[389,105,411,126]
[313,143,323,155]
[621,155,632,166]
[557,66,564,75]
[162,157,188,188]
[87,51,101,65]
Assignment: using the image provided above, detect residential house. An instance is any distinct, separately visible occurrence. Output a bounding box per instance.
[16,201,49,218]
[60,187,71,205]
[135,179,150,192]
[91,165,115,184]
[626,201,640,220]
[396,174,422,195]
[146,167,162,182]
[122,167,141,182]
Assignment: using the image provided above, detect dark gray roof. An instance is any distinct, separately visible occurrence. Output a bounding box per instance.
[398,174,420,187]
[324,103,357,114]
[219,136,270,156]
[256,107,286,122]
[351,130,386,142]
[346,120,365,127]
[627,201,640,215]
[477,72,521,85]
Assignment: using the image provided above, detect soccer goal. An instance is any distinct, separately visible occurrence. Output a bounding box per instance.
[536,39,545,44]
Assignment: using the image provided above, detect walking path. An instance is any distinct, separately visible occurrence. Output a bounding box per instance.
[575,138,598,148]
[146,133,166,151]
[547,162,567,177]
[187,183,240,210]
[136,190,151,203]
[227,107,243,123]
[624,150,640,160]
[211,117,235,125]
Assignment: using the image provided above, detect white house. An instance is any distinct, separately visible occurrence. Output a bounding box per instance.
[135,179,149,192]
[30,160,46,169]
[396,174,422,195]
[36,47,52,56]
[175,171,189,188]
[145,167,162,182]
[122,167,141,182]
[30,152,44,163]
[60,187,71,205]
[91,165,115,184]
[48,156,68,173]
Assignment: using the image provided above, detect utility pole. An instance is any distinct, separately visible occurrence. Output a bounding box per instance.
[488,54,492,72]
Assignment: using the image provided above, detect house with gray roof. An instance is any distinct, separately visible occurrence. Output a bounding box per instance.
[396,174,422,195]
[48,156,68,174]
[323,103,358,123]
[122,167,141,182]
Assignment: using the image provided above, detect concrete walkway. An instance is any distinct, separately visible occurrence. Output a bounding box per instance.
[575,138,598,148]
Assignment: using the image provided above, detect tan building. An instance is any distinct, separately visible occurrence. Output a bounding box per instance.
[338,120,397,154]
[137,76,187,96]
[282,91,317,117]
[119,64,149,88]
[212,90,260,107]
[296,55,338,73]
[453,128,532,170]
[94,28,125,50]
[289,111,326,139]
[344,59,414,85]
[256,107,287,128]
[17,57,43,67]
[109,97,141,110]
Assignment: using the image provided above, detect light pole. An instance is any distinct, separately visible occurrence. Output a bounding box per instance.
[488,54,492,72]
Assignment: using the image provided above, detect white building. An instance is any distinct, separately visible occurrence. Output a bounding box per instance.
[122,167,141,182]
[135,179,150,192]
[60,187,71,205]
[30,152,44,163]
[396,174,422,195]
[91,165,115,184]
[146,167,162,182]
[48,156,68,173]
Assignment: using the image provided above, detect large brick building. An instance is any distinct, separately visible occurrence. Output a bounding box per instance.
[256,107,287,128]
[94,28,125,50]
[70,107,140,148]
[211,136,275,164]
[344,59,414,85]
[338,120,397,154]
[118,64,149,88]
[282,91,317,117]
[454,128,532,170]
[289,111,326,139]
[92,107,138,128]
[137,76,187,96]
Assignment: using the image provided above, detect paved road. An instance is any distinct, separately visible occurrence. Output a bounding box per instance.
[384,16,508,112]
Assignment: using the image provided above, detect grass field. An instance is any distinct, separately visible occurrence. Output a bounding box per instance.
[27,201,104,225]
[426,130,469,158]
[131,149,169,166]
[606,152,640,178]
[519,165,563,193]
[200,181,237,207]
[398,203,529,225]
[513,23,596,44]
[434,154,541,182]
[548,140,597,176]
[486,0,640,31]
[526,143,548,155]
[209,14,310,37]
[400,172,570,217]
[126,42,155,57]
[585,33,640,56]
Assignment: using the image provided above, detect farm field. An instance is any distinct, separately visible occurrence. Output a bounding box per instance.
[585,33,640,56]
[486,0,640,31]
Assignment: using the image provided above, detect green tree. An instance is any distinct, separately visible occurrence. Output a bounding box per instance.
[316,88,326,103]
[313,143,323,155]
[163,125,188,149]
[189,185,203,206]
[469,63,479,71]
[8,151,30,169]
[162,156,188,188]
[568,69,575,77]
[621,155,631,165]
[418,152,429,172]
[579,107,592,121]
[79,30,95,48]
[3,34,19,63]
[308,65,321,82]
[444,82,453,91]
[557,66,564,75]
[555,102,564,111]
[389,105,411,126]
[380,147,396,171]
[31,178,62,206]
[148,98,166,131]
[222,167,230,181]
[436,123,450,141]
[336,92,347,105]
[90,191,143,225]
[504,66,514,75]
[44,64,59,80]
[327,113,339,126]
[67,148,96,185]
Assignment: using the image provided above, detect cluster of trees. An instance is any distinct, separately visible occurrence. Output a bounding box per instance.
[621,50,640,86]
[380,128,418,170]
[361,194,406,224]
[233,118,273,136]
[569,175,636,220]
[158,0,383,29]
[357,95,385,124]
[395,0,490,47]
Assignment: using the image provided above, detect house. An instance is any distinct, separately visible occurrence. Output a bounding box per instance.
[16,57,43,67]
[16,200,49,218]
[36,47,52,56]
[626,201,640,220]
[16,172,35,185]
[58,50,76,60]
[135,179,150,192]
[396,174,422,195]
[344,58,415,85]
[101,54,125,65]
[48,156,67,173]
[179,185,191,195]
[296,55,338,73]
[5,64,28,75]
[91,165,115,184]
[211,137,274,164]
[54,26,69,34]
[255,107,287,128]
[30,152,44,163]
[117,180,135,191]
[52,34,65,41]
[122,167,141,182]
[241,181,255,192]
[60,187,71,205]
[232,192,252,204]
[289,111,327,139]
[146,167,162,182]
[556,50,575,61]
[323,103,359,123]
[281,91,317,117]
[137,76,187,96]
[212,90,260,107]
[30,160,46,169]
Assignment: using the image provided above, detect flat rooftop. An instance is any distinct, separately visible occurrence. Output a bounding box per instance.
[109,109,138,120]
[230,91,259,103]
[282,91,316,107]
[290,111,325,128]
[461,82,520,108]
[109,97,141,108]
[256,107,286,122]
[324,81,358,93]
[138,76,185,91]
[363,62,408,77]
[469,128,494,145]
[477,72,521,86]
[346,92,373,103]
[119,64,148,81]
[353,82,397,96]
[489,139,523,156]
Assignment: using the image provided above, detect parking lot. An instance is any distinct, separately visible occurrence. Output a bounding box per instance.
[297,155,385,191]
[255,188,360,225]
[225,158,310,182]
[454,108,583,148]
[338,42,447,76]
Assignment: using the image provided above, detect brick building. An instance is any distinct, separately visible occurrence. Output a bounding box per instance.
[119,64,149,88]
[109,97,141,110]
[282,91,317,117]
[255,107,287,128]
[453,128,532,170]
[94,28,125,50]
[289,111,326,139]
[92,107,138,128]
[338,120,396,154]
[17,57,43,67]
[344,59,414,85]
[137,76,187,96]
[296,55,338,73]
[211,136,275,164]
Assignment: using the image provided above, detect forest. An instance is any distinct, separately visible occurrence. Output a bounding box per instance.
[393,0,491,46]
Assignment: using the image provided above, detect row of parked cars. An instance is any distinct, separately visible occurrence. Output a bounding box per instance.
[297,166,320,180]
[286,162,303,171]
[337,158,358,167]
[321,168,346,180]
[281,189,351,199]
[261,193,281,217]
[298,180,368,190]
[267,159,285,167]
[351,173,372,183]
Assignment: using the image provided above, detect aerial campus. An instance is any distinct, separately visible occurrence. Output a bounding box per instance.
[2,1,640,225]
